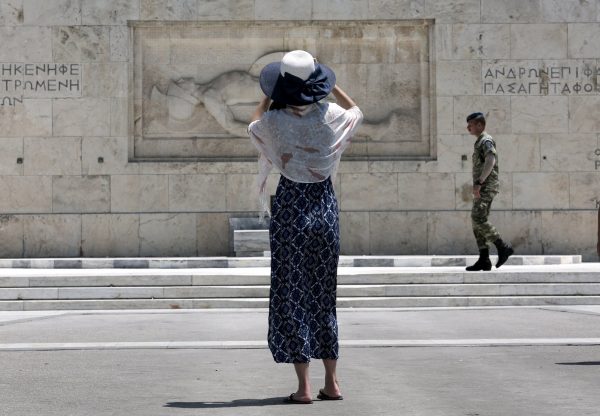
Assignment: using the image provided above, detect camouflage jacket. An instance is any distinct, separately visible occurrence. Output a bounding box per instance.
[472,132,499,193]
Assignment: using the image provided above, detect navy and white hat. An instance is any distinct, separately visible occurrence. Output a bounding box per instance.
[259,50,336,106]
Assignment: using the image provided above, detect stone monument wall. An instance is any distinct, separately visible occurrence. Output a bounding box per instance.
[0,0,598,259]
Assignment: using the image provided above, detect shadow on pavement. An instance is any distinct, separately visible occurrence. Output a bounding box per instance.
[556,361,600,366]
[164,397,289,408]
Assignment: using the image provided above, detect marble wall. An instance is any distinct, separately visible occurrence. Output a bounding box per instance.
[0,0,598,259]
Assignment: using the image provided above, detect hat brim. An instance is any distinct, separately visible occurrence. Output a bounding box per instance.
[259,62,336,106]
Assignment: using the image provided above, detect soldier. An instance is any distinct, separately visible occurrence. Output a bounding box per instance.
[465,112,513,271]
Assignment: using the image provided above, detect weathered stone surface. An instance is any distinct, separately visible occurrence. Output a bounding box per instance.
[496,135,541,173]
[398,173,455,210]
[0,99,52,137]
[82,0,140,25]
[24,137,81,176]
[427,211,474,254]
[513,172,570,209]
[541,211,597,260]
[23,0,80,25]
[451,24,510,59]
[0,138,23,175]
[424,0,481,23]
[339,211,370,255]
[110,26,129,61]
[569,173,600,209]
[436,97,454,135]
[340,173,398,210]
[169,174,227,212]
[453,96,511,134]
[83,63,128,98]
[82,137,138,175]
[312,0,369,19]
[110,98,129,137]
[198,0,255,20]
[369,211,428,254]
[53,99,110,136]
[52,176,110,213]
[53,26,110,62]
[197,213,230,256]
[226,174,259,211]
[140,0,197,20]
[367,0,424,19]
[511,96,569,133]
[0,215,23,257]
[0,0,23,25]
[489,210,542,254]
[0,26,52,61]
[510,24,567,59]
[436,135,472,173]
[23,214,81,257]
[542,0,597,23]
[482,0,543,23]
[110,175,168,212]
[139,213,196,256]
[541,134,597,172]
[82,214,140,257]
[569,96,600,133]
[0,176,52,213]
[437,60,481,96]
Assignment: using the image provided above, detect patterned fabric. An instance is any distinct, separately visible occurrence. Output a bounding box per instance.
[268,175,340,363]
[472,132,499,192]
[471,190,500,250]
[248,102,363,218]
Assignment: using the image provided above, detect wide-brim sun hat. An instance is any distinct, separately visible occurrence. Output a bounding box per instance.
[259,50,336,106]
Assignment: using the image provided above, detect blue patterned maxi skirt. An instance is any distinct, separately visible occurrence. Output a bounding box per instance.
[268,175,340,363]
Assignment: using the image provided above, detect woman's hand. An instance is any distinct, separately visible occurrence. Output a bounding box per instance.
[251,96,271,122]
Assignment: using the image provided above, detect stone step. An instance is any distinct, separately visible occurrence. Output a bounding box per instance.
[0,255,582,269]
[1,266,599,288]
[2,283,600,300]
[2,296,600,311]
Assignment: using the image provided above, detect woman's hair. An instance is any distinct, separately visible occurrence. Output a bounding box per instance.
[269,101,286,111]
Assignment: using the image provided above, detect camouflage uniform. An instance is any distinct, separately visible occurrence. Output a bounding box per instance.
[472,132,500,250]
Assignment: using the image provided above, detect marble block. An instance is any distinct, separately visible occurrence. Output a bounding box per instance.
[197,213,230,256]
[110,26,129,62]
[340,173,398,210]
[83,63,128,98]
[339,211,370,255]
[482,0,543,23]
[0,26,52,61]
[510,24,568,59]
[198,0,255,20]
[23,0,81,25]
[312,0,369,19]
[511,96,568,133]
[53,99,110,136]
[0,215,23,257]
[52,176,110,213]
[0,176,52,213]
[453,96,511,134]
[367,0,424,19]
[233,230,269,256]
[226,174,259,211]
[569,96,600,133]
[0,1,23,25]
[541,134,597,172]
[82,0,140,25]
[139,213,197,256]
[369,211,428,254]
[398,173,455,210]
[513,172,570,209]
[0,138,23,176]
[111,175,168,213]
[489,211,542,254]
[24,137,81,176]
[569,173,600,209]
[53,26,110,62]
[82,214,140,257]
[568,24,600,58]
[424,0,481,23]
[495,135,541,173]
[427,211,474,254]
[169,174,227,211]
[437,60,481,96]
[140,0,196,20]
[23,214,82,257]
[82,137,138,176]
[0,99,52,137]
[541,0,597,22]
[541,211,597,260]
[451,24,510,60]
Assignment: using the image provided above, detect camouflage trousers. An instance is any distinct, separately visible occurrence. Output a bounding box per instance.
[471,191,500,250]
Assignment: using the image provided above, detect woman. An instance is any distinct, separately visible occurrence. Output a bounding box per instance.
[247,50,363,404]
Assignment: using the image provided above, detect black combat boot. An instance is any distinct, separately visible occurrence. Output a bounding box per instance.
[466,248,492,271]
[494,238,514,268]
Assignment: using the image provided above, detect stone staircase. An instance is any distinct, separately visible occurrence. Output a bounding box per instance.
[1,255,599,310]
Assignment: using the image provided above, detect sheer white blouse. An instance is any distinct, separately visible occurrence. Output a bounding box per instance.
[248,102,363,218]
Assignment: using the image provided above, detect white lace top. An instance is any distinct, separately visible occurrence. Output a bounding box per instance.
[248,102,363,218]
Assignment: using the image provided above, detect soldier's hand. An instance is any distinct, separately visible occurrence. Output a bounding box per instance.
[472,185,481,199]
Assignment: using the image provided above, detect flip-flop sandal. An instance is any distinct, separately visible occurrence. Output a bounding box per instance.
[317,389,344,400]
[283,393,313,404]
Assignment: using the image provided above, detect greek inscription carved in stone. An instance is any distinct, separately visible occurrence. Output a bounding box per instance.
[0,63,82,105]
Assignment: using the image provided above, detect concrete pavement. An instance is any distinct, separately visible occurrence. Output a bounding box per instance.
[1,307,599,415]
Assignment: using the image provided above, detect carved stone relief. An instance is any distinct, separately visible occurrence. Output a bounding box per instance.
[131,21,435,160]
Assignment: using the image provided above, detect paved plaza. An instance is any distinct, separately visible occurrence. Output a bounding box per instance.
[1,306,599,416]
